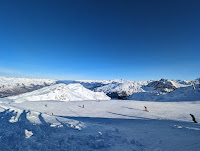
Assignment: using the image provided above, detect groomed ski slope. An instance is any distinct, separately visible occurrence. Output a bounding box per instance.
[0,99,200,151]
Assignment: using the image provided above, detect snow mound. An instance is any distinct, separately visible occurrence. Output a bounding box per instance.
[8,83,111,103]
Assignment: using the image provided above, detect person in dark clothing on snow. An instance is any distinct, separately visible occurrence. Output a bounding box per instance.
[190,114,198,123]
[144,106,148,112]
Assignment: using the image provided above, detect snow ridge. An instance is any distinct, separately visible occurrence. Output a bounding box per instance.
[8,83,110,103]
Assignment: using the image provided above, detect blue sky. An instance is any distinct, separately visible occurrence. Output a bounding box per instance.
[0,0,200,81]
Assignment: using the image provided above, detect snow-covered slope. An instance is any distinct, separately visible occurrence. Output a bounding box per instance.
[0,99,200,151]
[8,83,110,103]
[0,76,56,98]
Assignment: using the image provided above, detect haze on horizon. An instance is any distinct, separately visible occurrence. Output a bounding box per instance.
[0,0,200,81]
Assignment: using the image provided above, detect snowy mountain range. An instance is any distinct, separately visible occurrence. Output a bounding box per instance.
[76,78,200,101]
[128,79,200,101]
[0,76,56,98]
[0,76,200,102]
[94,80,148,99]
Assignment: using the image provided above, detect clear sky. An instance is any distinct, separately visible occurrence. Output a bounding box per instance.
[0,0,200,81]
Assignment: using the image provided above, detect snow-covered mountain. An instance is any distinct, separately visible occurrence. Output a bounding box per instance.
[146,79,176,92]
[8,83,110,103]
[145,79,192,92]
[129,79,200,101]
[0,76,56,98]
[95,80,149,99]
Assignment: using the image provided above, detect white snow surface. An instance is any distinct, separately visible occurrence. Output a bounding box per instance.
[0,98,200,151]
[8,83,110,103]
[25,129,33,138]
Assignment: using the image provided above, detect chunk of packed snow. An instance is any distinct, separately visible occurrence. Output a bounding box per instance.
[25,129,33,138]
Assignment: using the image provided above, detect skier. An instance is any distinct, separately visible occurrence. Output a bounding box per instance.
[191,81,195,90]
[83,105,84,108]
[190,114,198,123]
[144,106,148,112]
